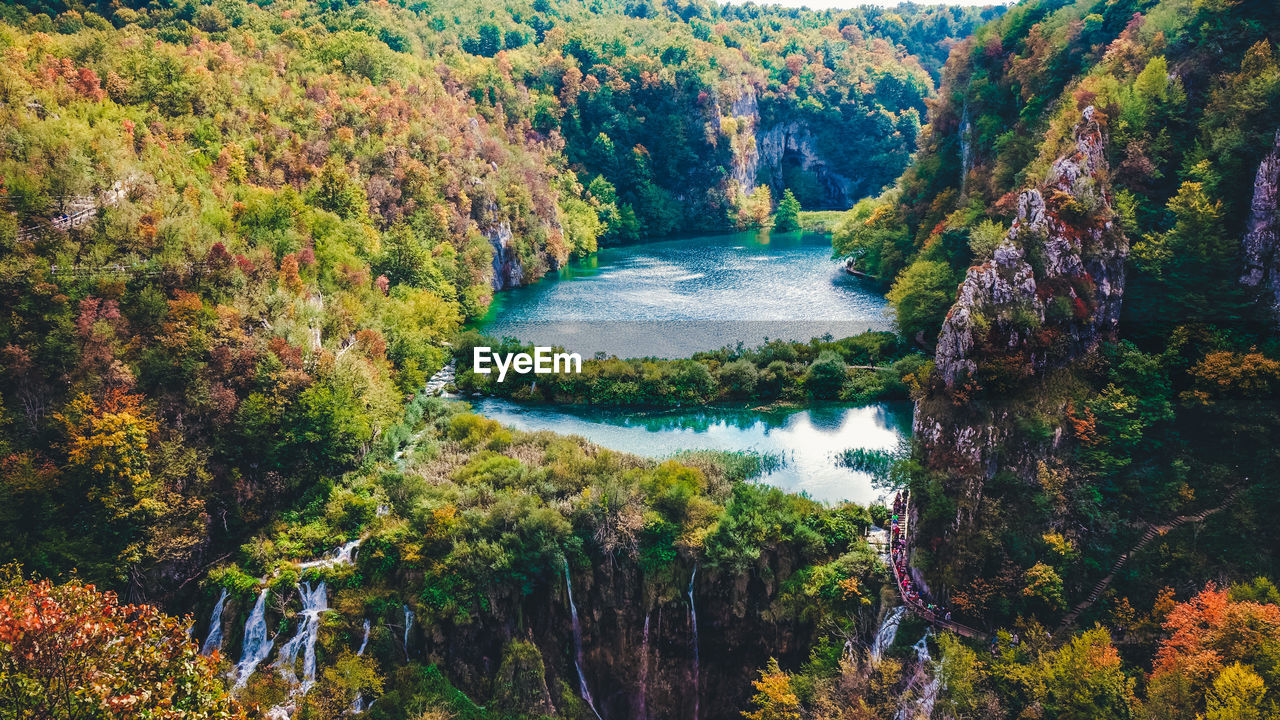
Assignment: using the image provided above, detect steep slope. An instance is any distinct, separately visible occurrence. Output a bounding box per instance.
[915,104,1126,535]
[860,0,1280,635]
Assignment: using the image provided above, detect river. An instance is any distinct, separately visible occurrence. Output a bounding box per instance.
[471,398,910,505]
[474,230,892,358]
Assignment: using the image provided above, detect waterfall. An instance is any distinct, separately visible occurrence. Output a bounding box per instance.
[402,605,415,658]
[348,619,375,715]
[871,606,907,663]
[298,538,361,570]
[274,582,328,695]
[356,619,371,656]
[959,98,973,193]
[638,611,651,720]
[201,588,229,655]
[895,633,941,720]
[564,559,604,720]
[232,589,273,689]
[688,564,700,720]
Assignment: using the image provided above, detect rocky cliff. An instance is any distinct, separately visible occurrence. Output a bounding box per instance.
[414,551,822,720]
[723,90,858,209]
[914,106,1127,547]
[1241,129,1280,326]
[205,549,836,720]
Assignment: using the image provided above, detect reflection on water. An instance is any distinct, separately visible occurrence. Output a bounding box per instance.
[471,398,911,505]
[473,231,892,358]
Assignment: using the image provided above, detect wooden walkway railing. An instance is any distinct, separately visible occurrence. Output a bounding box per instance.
[890,491,987,641]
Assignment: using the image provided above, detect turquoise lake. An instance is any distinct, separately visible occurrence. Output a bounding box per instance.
[473,230,893,359]
[469,229,908,504]
[471,398,910,505]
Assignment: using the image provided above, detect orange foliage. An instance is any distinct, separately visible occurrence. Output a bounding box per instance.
[1152,583,1280,685]
[0,577,245,719]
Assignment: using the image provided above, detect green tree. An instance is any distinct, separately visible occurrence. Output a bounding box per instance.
[774,189,801,232]
[1204,664,1269,720]
[1042,628,1135,720]
[887,260,955,340]
[311,158,367,220]
[805,350,847,398]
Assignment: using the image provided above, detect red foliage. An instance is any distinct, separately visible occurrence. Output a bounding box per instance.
[0,578,245,719]
[1152,583,1280,685]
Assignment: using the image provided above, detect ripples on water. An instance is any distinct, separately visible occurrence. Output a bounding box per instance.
[474,230,892,358]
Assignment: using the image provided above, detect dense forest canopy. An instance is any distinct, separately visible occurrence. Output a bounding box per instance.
[5,0,1280,718]
[0,0,989,593]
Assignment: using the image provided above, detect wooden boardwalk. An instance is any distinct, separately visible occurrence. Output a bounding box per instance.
[890,491,987,641]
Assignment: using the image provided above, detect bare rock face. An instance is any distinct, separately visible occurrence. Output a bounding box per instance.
[722,88,855,208]
[755,122,856,208]
[931,106,1127,392]
[488,222,524,291]
[914,107,1128,544]
[1242,129,1280,325]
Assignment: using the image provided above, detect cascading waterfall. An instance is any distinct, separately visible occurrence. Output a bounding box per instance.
[201,588,229,655]
[688,564,700,720]
[273,582,329,695]
[638,611,651,720]
[895,632,941,720]
[349,619,375,715]
[232,588,273,689]
[357,619,371,656]
[298,538,361,570]
[402,605,415,659]
[871,606,907,663]
[564,559,604,720]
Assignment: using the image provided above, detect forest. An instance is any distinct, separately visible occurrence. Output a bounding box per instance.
[3,0,1280,719]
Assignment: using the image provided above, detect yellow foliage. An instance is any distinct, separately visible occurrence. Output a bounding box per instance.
[743,658,801,720]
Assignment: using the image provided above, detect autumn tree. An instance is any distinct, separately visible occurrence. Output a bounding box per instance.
[743,658,801,720]
[1145,583,1280,719]
[0,574,245,720]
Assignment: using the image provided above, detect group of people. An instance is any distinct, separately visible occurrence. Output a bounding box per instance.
[889,492,952,624]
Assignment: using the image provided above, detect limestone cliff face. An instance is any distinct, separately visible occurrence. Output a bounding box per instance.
[487,222,524,291]
[755,122,857,208]
[915,106,1127,533]
[411,550,824,720]
[723,89,856,209]
[1242,129,1280,326]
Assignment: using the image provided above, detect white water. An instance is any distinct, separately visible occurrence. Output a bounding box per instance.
[895,632,941,720]
[638,612,651,720]
[402,605,415,659]
[357,619,371,656]
[201,588,229,655]
[348,617,373,712]
[232,589,273,689]
[871,606,907,663]
[564,559,604,720]
[274,582,328,695]
[688,565,700,720]
[298,538,361,570]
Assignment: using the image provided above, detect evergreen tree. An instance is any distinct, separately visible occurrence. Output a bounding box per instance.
[774,189,802,232]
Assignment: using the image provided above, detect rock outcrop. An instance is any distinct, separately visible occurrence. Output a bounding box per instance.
[755,122,857,208]
[488,222,524,291]
[915,106,1127,535]
[1241,129,1280,326]
[723,89,856,209]
[930,106,1126,392]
